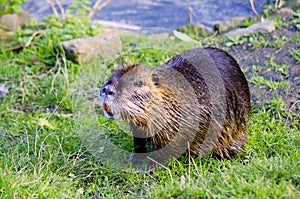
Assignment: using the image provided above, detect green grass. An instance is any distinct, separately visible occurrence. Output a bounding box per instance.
[265,56,289,76]
[0,13,299,199]
[249,75,288,90]
[291,49,300,63]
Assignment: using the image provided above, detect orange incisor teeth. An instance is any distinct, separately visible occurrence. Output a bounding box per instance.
[103,103,111,113]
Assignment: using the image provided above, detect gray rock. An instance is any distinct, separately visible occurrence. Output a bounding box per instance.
[225,20,276,39]
[59,33,122,64]
[214,16,254,33]
[272,7,299,17]
[0,14,18,31]
[284,0,300,10]
[17,11,34,27]
[0,11,33,31]
[176,23,213,38]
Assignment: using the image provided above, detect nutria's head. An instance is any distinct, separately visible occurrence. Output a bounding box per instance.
[99,64,173,130]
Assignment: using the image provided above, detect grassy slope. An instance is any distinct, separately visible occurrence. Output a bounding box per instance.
[0,15,299,198]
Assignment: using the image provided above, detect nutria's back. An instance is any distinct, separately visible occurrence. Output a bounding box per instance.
[100,47,251,159]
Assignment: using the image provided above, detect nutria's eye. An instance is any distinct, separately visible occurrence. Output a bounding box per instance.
[152,74,159,86]
[134,81,143,87]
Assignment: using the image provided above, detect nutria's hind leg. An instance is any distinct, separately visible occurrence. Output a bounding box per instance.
[134,137,152,153]
[213,129,248,158]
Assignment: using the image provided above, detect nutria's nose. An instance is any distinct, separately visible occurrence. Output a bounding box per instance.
[100,85,115,96]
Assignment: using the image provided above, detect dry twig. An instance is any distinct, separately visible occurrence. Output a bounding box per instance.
[147,157,174,183]
[51,54,62,91]
[250,0,259,16]
[0,77,9,81]
[188,142,191,183]
[25,0,34,11]
[46,0,60,18]
[188,7,193,24]
[275,0,285,9]
[88,0,112,19]
[25,30,45,47]
[55,0,66,20]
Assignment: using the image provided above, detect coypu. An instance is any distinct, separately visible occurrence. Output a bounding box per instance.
[99,47,251,160]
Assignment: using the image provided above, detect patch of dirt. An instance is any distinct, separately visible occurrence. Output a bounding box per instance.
[228,22,300,115]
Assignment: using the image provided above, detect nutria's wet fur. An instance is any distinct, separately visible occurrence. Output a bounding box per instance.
[100,47,251,158]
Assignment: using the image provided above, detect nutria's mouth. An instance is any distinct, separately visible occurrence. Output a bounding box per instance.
[103,102,114,118]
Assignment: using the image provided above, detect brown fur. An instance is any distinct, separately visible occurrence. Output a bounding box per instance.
[99,47,251,158]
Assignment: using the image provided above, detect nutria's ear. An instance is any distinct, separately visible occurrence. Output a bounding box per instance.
[152,73,160,86]
[111,57,125,72]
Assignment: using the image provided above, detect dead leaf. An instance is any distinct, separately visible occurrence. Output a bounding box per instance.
[38,118,58,130]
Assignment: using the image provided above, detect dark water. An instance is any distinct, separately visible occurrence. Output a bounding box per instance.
[24,0,266,30]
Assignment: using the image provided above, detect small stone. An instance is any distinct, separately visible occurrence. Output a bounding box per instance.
[58,33,123,64]
[289,65,300,77]
[283,0,300,10]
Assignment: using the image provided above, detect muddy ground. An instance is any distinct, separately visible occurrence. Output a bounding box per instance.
[228,21,299,116]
